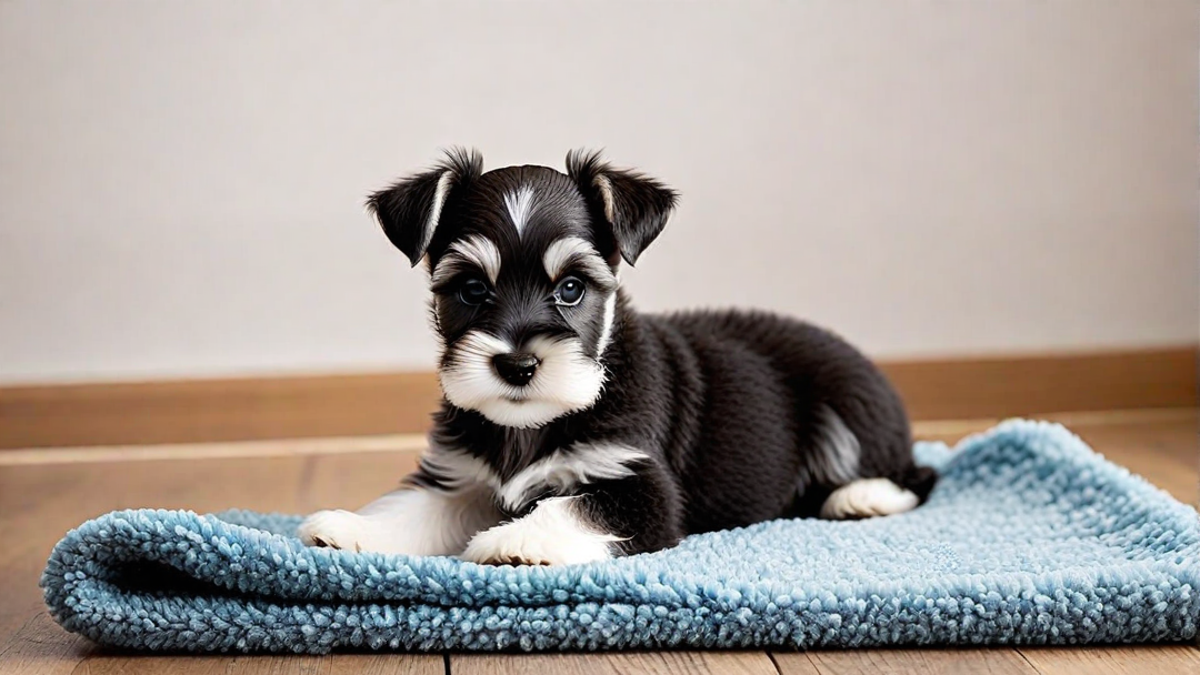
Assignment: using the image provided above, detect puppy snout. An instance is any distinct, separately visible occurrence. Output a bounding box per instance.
[492,353,541,387]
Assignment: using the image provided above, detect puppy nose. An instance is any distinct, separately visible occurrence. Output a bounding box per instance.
[492,353,540,386]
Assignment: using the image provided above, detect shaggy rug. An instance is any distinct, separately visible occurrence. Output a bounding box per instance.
[41,420,1199,653]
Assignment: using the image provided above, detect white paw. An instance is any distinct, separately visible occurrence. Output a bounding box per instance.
[820,478,919,520]
[297,509,374,552]
[459,497,617,566]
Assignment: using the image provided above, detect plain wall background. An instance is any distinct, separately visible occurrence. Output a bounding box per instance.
[1,1,1197,384]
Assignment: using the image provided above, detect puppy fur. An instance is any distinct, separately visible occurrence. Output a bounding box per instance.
[298,148,937,566]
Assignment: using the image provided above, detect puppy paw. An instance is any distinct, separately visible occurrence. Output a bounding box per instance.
[460,525,556,566]
[459,497,617,566]
[297,509,371,552]
[819,478,919,520]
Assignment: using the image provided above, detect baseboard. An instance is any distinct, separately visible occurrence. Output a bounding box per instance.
[880,346,1197,421]
[1,346,1195,449]
[0,372,442,450]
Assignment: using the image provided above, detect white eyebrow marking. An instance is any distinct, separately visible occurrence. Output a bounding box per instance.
[503,185,536,237]
[431,234,502,285]
[541,236,617,292]
[542,235,597,277]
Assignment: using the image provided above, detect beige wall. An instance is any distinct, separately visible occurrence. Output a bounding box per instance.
[1,1,1196,384]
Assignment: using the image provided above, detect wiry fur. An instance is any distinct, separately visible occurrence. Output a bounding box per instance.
[301,148,937,565]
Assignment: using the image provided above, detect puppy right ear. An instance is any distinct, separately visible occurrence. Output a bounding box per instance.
[565,149,678,266]
[367,148,484,266]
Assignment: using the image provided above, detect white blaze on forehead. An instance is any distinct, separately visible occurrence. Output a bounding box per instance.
[503,185,536,237]
[431,235,502,285]
[542,236,613,283]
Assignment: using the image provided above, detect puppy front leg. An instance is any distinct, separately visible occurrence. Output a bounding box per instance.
[461,466,683,566]
[298,482,500,556]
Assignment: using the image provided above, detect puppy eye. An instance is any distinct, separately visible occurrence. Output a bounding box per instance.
[458,278,490,306]
[554,277,586,306]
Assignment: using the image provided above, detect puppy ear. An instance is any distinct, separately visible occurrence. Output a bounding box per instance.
[566,149,678,266]
[367,148,484,266]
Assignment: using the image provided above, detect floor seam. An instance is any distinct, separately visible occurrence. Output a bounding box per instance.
[1014,647,1045,674]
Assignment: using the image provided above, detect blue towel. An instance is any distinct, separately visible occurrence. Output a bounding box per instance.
[41,420,1199,653]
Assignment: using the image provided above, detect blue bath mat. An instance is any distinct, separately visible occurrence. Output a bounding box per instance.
[41,420,1199,653]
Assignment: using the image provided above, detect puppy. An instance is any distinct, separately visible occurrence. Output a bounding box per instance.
[298,149,936,565]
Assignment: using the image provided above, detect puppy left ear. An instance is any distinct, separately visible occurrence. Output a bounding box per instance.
[566,149,678,266]
[367,148,484,266]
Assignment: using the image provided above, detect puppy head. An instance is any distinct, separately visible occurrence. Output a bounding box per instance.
[368,148,677,428]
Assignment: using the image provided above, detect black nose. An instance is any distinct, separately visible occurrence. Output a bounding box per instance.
[492,353,540,387]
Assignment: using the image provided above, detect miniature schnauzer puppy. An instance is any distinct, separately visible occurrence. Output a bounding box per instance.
[298,149,936,565]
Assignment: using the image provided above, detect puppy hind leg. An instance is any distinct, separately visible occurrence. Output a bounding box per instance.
[806,405,934,520]
[818,478,920,520]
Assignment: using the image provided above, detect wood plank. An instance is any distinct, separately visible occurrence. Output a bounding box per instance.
[1018,645,1200,674]
[302,450,422,512]
[775,648,1039,674]
[71,653,443,674]
[1069,418,1199,506]
[324,655,444,675]
[0,612,91,675]
[0,434,428,467]
[766,652,820,674]
[72,654,330,674]
[3,347,1195,449]
[452,651,778,675]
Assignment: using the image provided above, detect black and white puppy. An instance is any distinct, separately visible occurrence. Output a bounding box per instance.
[298,149,936,565]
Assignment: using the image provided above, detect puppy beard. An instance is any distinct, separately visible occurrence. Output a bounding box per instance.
[438,331,607,429]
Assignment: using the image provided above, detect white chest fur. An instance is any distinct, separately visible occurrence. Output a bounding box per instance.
[421,442,649,511]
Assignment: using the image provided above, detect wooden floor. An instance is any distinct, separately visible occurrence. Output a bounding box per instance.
[1,410,1197,674]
